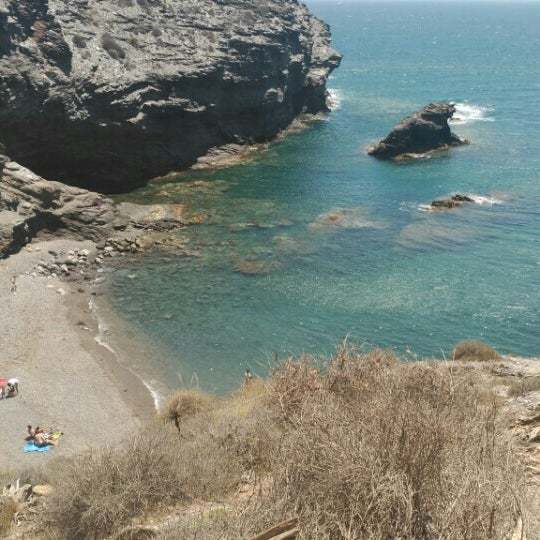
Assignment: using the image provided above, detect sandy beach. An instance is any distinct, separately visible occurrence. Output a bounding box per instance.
[0,238,155,470]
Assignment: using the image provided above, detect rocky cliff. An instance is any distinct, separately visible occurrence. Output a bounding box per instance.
[0,0,341,193]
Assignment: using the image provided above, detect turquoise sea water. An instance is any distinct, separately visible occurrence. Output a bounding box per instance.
[109,1,540,393]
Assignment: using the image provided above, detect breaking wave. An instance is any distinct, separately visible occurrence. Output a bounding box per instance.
[327,88,342,111]
[449,102,495,125]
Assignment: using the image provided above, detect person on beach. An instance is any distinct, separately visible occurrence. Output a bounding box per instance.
[10,275,17,294]
[244,368,253,386]
[27,425,59,447]
[0,378,19,398]
[6,378,19,397]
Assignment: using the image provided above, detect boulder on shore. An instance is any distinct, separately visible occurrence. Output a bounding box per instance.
[0,0,341,193]
[367,103,468,160]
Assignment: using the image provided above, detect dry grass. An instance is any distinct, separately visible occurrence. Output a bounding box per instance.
[0,497,18,537]
[40,345,526,540]
[453,340,502,362]
[42,428,188,539]
[263,350,522,539]
[506,375,540,397]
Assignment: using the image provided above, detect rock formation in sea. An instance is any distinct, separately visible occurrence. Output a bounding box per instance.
[367,102,468,160]
[0,0,341,193]
[430,194,474,210]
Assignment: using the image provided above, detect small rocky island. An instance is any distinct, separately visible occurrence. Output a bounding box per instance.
[0,0,341,193]
[430,194,474,210]
[368,102,468,160]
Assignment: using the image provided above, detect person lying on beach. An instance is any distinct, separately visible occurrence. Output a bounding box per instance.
[34,432,58,447]
[27,425,60,447]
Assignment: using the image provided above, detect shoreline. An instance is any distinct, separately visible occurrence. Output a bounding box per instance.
[0,238,156,470]
[90,290,180,412]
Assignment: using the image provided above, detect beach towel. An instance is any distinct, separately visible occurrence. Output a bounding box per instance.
[24,442,51,453]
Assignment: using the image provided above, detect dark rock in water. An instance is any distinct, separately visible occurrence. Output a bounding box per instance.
[368,103,467,160]
[430,194,475,210]
[0,0,341,193]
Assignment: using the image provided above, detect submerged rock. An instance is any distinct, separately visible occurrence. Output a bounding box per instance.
[430,194,475,210]
[233,259,281,276]
[367,103,468,160]
[0,0,341,193]
[309,207,384,232]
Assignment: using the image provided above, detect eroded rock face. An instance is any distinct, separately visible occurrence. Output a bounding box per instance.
[0,0,341,193]
[368,103,467,160]
[0,155,120,255]
[0,151,192,256]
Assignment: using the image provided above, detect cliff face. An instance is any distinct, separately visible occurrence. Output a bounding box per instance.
[0,0,341,193]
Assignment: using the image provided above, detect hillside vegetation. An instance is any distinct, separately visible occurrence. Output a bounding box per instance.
[2,343,531,539]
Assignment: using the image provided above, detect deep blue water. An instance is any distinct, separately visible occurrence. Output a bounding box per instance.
[109,2,540,392]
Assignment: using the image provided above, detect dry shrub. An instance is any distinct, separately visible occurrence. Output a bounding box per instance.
[506,375,540,397]
[161,389,214,431]
[0,497,18,537]
[157,507,245,539]
[43,427,187,540]
[267,355,323,421]
[261,348,524,540]
[453,340,502,362]
[176,390,279,495]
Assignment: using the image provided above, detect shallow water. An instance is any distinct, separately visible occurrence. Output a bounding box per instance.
[108,1,540,393]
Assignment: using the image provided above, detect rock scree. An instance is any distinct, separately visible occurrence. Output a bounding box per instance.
[0,0,341,193]
[367,102,468,160]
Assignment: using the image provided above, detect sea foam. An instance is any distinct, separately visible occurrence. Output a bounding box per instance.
[449,102,495,125]
[467,194,504,206]
[327,88,342,111]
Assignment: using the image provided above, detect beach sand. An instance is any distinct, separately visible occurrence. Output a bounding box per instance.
[0,239,155,471]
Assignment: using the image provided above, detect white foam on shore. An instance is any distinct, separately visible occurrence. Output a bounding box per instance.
[327,88,342,111]
[89,298,162,411]
[449,103,495,125]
